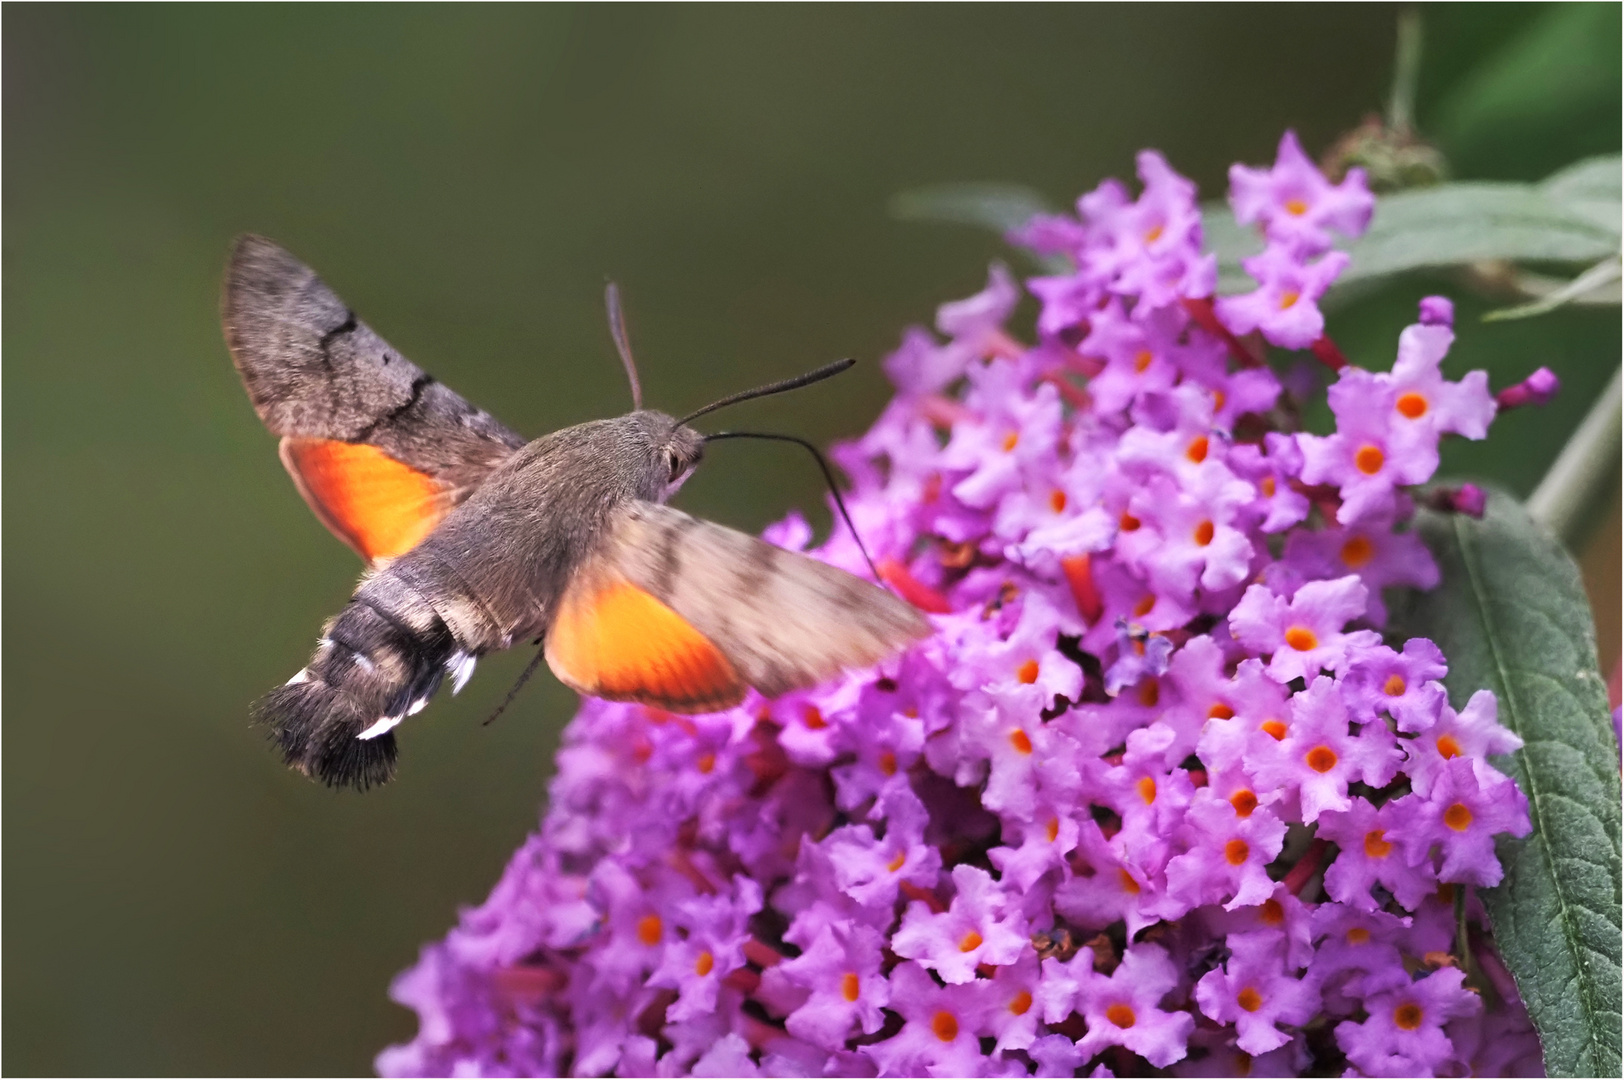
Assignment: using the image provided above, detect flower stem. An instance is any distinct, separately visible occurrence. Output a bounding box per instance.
[1526,364,1623,547]
[1387,8,1423,137]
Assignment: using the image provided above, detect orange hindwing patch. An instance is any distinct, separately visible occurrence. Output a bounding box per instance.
[546,577,745,713]
[280,437,450,563]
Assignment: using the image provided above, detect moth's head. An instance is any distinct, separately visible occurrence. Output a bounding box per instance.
[630,411,705,497]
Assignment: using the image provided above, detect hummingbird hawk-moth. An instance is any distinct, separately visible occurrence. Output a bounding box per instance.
[223,235,930,790]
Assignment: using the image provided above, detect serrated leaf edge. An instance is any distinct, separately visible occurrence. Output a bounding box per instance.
[1449,509,1620,1075]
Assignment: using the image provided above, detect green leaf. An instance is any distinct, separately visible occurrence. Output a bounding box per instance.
[1400,489,1621,1077]
[1200,203,1263,296]
[1336,182,1618,288]
[889,182,1054,234]
[1541,155,1623,239]
[888,183,1068,273]
[1484,256,1623,322]
[1432,4,1622,181]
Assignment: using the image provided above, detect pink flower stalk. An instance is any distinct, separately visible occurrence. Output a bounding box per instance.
[378,141,1539,1078]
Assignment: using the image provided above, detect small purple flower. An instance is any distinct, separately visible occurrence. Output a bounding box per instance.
[1215,243,1349,350]
[1334,966,1482,1077]
[1341,638,1449,732]
[770,922,890,1051]
[1299,367,1442,525]
[1164,790,1288,911]
[1392,756,1531,887]
[891,864,1029,984]
[1247,675,1402,823]
[1388,321,1497,440]
[863,962,990,1077]
[1228,577,1382,684]
[1403,691,1526,792]
[1193,931,1320,1055]
[647,878,763,1022]
[1317,797,1440,911]
[1073,943,1196,1067]
[1308,903,1412,1002]
[1229,130,1374,255]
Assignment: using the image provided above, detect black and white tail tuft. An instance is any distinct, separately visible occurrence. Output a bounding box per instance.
[253,596,457,789]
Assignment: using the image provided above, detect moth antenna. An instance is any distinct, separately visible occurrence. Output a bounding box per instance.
[482,644,548,727]
[605,281,643,411]
[704,430,883,584]
[677,358,855,427]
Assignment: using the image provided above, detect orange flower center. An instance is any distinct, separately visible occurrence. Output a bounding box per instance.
[1010,729,1034,755]
[637,914,663,946]
[1340,535,1374,568]
[1261,719,1288,740]
[1284,198,1309,216]
[1436,734,1461,759]
[1120,512,1142,532]
[1134,349,1154,373]
[1305,746,1338,773]
[1119,868,1141,895]
[1133,593,1156,617]
[1237,986,1263,1012]
[1230,789,1258,817]
[1394,1002,1423,1031]
[1225,838,1251,866]
[1050,489,1068,513]
[1260,475,1277,497]
[1383,674,1407,697]
[878,750,899,776]
[1144,224,1164,244]
[1016,659,1040,684]
[1138,679,1161,707]
[1347,927,1371,945]
[1105,1003,1137,1028]
[1209,703,1235,720]
[1001,432,1019,452]
[1046,817,1060,843]
[803,705,827,730]
[1284,626,1319,651]
[1279,290,1301,310]
[1186,435,1210,463]
[1396,391,1429,419]
[841,973,860,1002]
[1009,990,1034,1016]
[932,1010,959,1042]
[1193,520,1215,547]
[1444,803,1473,831]
[958,930,984,953]
[694,951,714,977]
[1354,444,1385,475]
[1261,898,1285,925]
[1364,829,1393,858]
[1137,776,1158,804]
[887,851,907,872]
[697,752,716,774]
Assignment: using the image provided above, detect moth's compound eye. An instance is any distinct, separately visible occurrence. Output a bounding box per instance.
[666,451,683,481]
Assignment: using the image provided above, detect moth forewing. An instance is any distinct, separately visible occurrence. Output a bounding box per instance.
[609,502,932,699]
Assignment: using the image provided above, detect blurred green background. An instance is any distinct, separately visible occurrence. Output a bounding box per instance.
[5,5,1618,1075]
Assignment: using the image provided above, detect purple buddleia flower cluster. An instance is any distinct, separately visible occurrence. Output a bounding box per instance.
[379,133,1552,1078]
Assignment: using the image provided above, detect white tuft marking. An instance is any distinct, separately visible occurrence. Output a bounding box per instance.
[353,653,376,674]
[357,715,402,740]
[407,697,429,716]
[285,668,310,686]
[447,651,477,694]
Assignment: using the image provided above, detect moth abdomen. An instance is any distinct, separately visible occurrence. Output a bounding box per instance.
[254,593,460,790]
